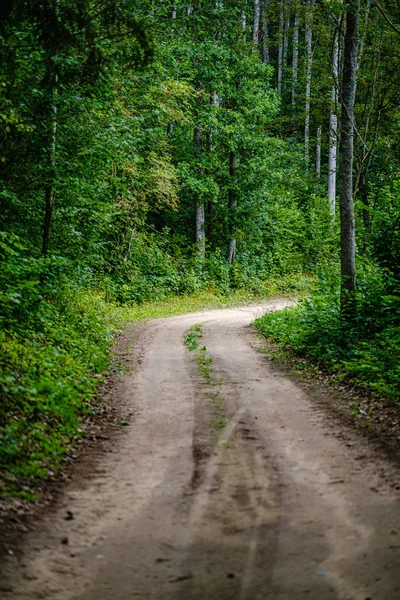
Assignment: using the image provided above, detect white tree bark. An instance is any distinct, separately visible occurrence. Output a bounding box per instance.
[277,2,284,95]
[196,201,206,257]
[304,0,313,163]
[253,0,261,46]
[316,125,322,178]
[262,0,269,63]
[291,9,299,110]
[328,30,339,213]
[207,92,220,152]
[227,152,237,264]
[241,7,247,30]
[194,124,205,258]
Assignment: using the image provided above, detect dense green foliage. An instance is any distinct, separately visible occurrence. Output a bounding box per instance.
[1,0,400,492]
[256,262,400,399]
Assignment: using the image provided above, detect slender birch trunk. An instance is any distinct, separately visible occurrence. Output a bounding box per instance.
[328,30,339,213]
[316,125,322,178]
[262,0,269,63]
[206,91,220,235]
[241,5,247,31]
[253,0,261,47]
[227,151,237,264]
[304,0,313,163]
[167,8,178,133]
[291,9,299,111]
[277,2,284,95]
[339,0,359,317]
[194,122,205,258]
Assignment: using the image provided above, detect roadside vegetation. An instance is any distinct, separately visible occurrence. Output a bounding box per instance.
[256,264,400,401]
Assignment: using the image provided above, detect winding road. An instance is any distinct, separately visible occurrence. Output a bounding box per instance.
[2,301,400,599]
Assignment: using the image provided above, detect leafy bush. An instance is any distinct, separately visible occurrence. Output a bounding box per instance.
[0,233,124,483]
[255,261,400,400]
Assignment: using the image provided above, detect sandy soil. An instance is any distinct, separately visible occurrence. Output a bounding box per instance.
[1,300,400,599]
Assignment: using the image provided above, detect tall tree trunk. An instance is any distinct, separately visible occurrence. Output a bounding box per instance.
[328,29,339,213]
[291,8,299,111]
[167,7,178,132]
[316,125,321,178]
[194,123,205,258]
[262,0,269,63]
[304,0,313,163]
[253,0,261,47]
[227,151,237,264]
[241,5,247,31]
[339,0,359,317]
[277,2,284,95]
[206,91,220,239]
[42,80,57,256]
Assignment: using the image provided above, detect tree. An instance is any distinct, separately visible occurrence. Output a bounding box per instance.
[304,0,314,163]
[328,26,339,213]
[339,0,359,317]
[0,0,152,256]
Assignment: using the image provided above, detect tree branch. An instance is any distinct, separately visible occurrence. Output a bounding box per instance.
[373,1,400,35]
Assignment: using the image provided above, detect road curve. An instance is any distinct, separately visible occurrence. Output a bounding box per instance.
[1,300,400,600]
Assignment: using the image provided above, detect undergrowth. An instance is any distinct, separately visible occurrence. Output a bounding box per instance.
[255,262,400,401]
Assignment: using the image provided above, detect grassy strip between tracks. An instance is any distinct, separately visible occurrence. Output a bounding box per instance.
[184,324,227,431]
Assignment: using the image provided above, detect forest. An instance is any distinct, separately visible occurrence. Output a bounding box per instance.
[1,0,400,494]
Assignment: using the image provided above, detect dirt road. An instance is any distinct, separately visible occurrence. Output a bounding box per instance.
[2,301,400,599]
